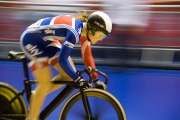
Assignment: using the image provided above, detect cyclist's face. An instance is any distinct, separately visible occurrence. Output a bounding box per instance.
[88,31,106,44]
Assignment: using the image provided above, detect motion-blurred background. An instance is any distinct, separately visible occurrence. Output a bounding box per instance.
[1,0,180,120]
[0,0,180,68]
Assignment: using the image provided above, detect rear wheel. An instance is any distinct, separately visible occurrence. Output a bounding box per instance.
[59,88,126,120]
[0,82,27,120]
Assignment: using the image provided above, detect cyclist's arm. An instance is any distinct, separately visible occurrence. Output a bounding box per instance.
[58,31,79,80]
[80,36,98,80]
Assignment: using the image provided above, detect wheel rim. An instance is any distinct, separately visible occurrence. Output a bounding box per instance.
[0,82,27,120]
[60,88,126,120]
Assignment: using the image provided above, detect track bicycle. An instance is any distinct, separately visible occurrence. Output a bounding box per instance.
[0,51,126,120]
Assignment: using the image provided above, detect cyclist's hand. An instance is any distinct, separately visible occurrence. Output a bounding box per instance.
[75,77,91,89]
[93,79,106,90]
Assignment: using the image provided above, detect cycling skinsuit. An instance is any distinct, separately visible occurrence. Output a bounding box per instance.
[20,15,98,80]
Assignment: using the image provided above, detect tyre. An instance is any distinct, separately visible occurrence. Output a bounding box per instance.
[59,88,126,120]
[0,82,28,120]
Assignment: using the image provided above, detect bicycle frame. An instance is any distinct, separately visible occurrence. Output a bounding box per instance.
[0,81,91,120]
[30,80,93,120]
[0,53,97,120]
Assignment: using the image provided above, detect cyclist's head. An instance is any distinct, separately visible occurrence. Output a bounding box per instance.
[75,11,112,44]
[86,11,112,44]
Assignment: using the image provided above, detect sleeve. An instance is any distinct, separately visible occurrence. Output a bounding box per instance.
[80,36,98,80]
[58,30,79,80]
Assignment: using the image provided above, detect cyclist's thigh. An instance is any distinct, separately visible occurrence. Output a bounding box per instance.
[47,44,76,80]
[20,32,51,72]
[51,57,76,81]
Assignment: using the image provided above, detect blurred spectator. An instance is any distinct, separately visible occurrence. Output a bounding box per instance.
[19,0,81,22]
[0,0,26,39]
[104,0,150,42]
[82,0,105,11]
[0,0,81,40]
[103,0,151,67]
[0,0,26,7]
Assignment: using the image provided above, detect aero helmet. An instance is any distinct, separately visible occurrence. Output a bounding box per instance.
[87,11,112,37]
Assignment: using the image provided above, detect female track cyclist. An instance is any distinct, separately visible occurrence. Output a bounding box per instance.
[20,11,112,120]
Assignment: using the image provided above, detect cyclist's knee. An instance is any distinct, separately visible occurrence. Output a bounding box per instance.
[52,74,72,81]
[36,83,53,93]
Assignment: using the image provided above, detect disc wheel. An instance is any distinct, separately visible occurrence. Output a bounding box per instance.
[0,82,27,120]
[59,88,126,120]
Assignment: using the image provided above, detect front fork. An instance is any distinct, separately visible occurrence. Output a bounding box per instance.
[80,88,95,120]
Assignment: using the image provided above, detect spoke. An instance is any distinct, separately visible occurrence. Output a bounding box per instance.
[60,89,125,120]
[84,98,117,119]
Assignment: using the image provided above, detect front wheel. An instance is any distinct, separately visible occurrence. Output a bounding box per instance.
[59,88,126,120]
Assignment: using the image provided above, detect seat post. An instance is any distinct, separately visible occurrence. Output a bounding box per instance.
[21,56,32,103]
[22,57,30,80]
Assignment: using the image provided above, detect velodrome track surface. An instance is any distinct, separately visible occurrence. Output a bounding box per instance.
[1,61,180,120]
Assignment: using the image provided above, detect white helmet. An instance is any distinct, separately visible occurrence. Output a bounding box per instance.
[87,11,112,36]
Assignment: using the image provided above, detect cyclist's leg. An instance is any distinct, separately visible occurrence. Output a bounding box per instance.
[38,40,77,93]
[47,56,76,93]
[20,32,53,120]
[30,66,52,119]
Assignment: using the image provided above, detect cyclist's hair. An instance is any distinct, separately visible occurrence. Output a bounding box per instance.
[75,11,89,22]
